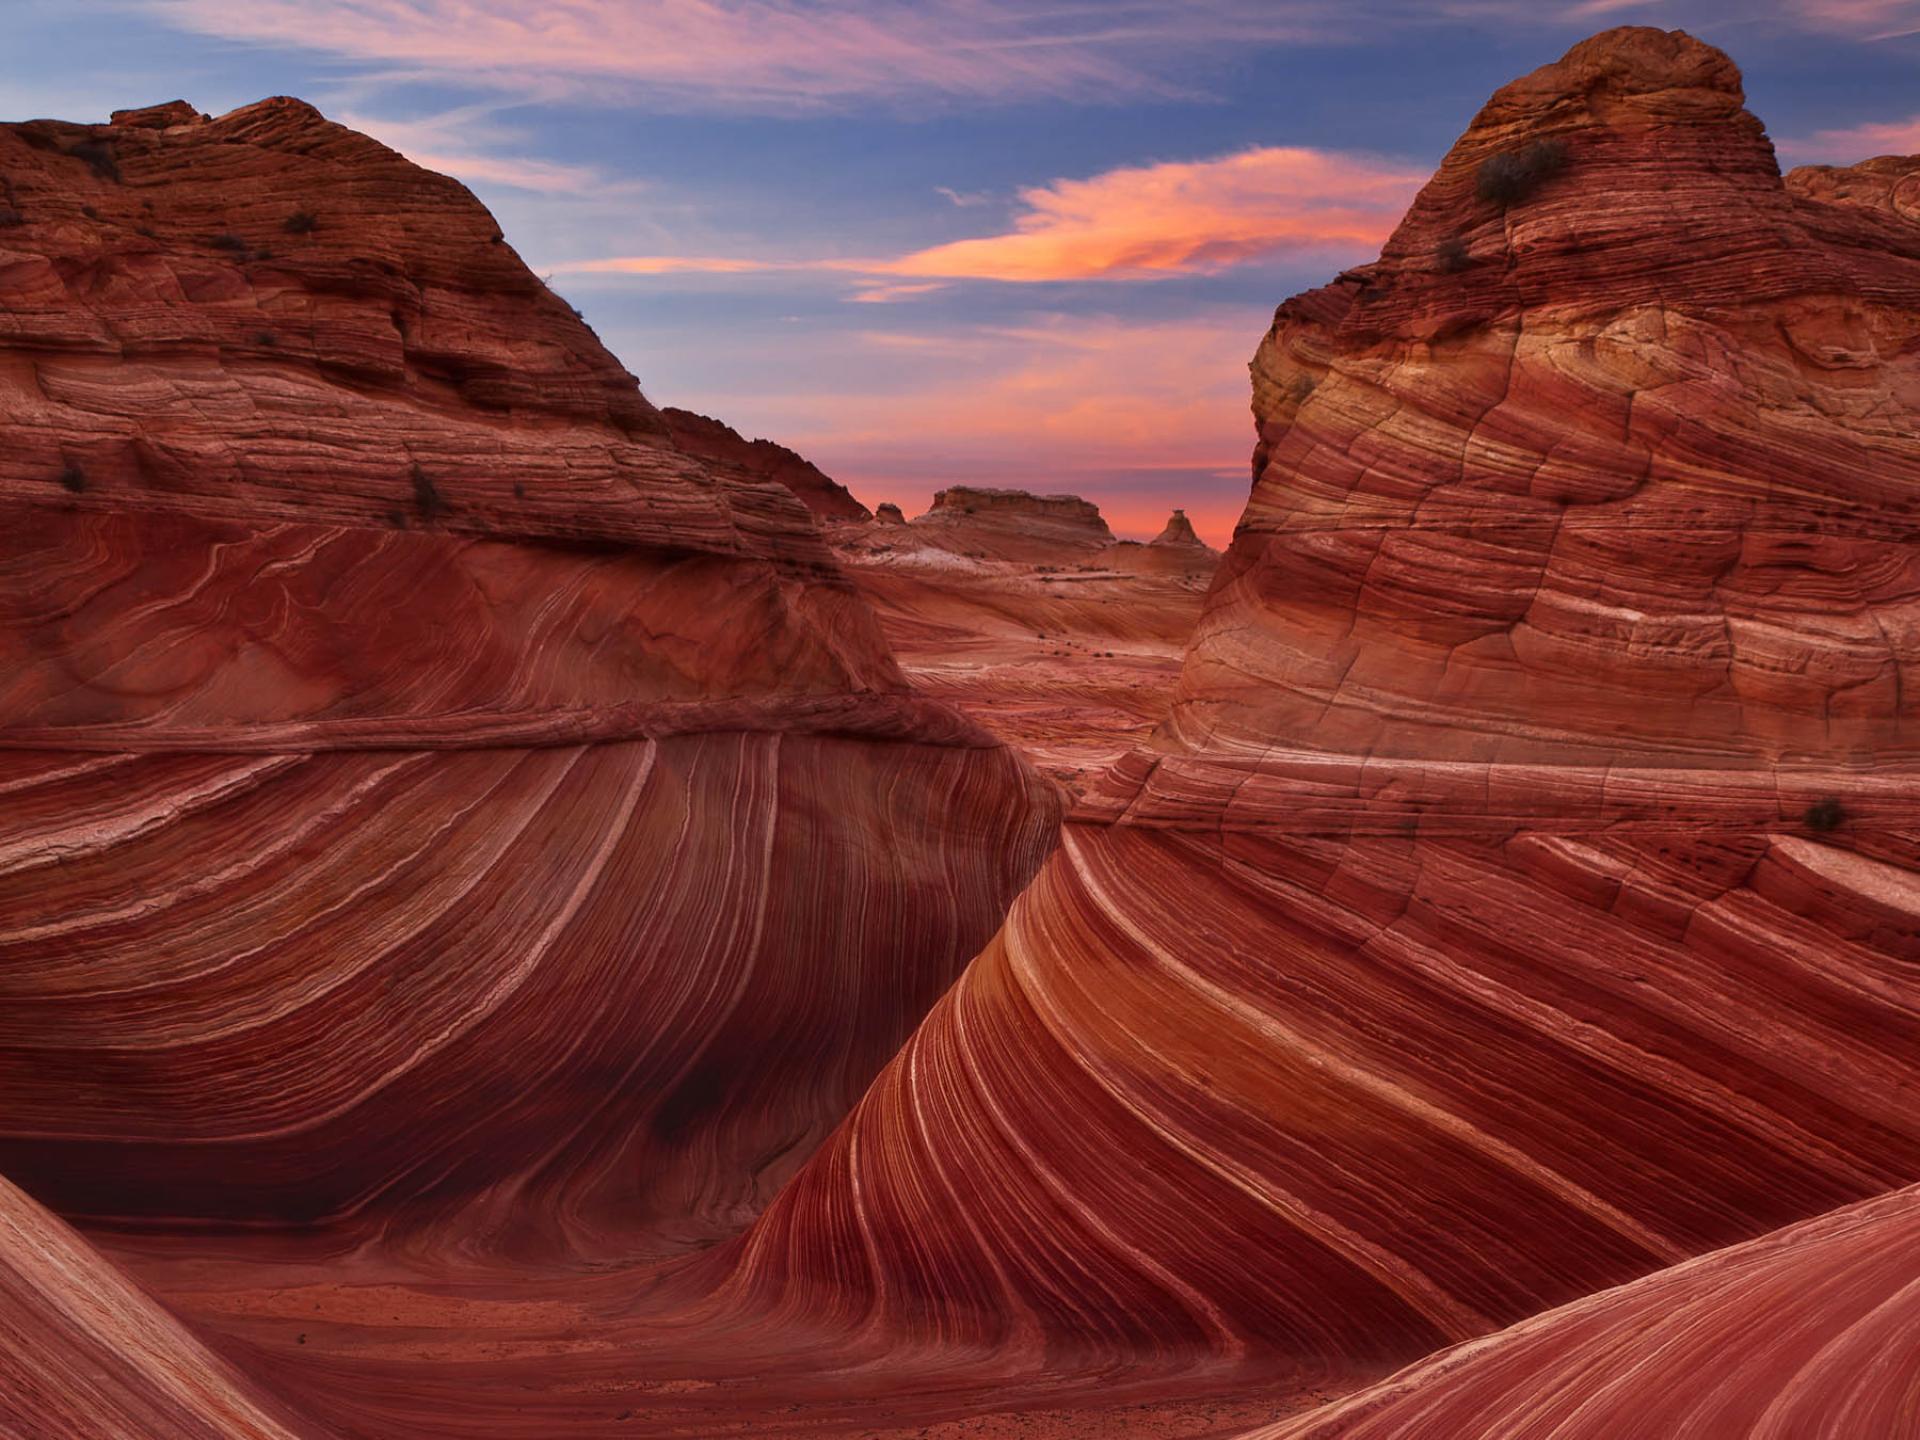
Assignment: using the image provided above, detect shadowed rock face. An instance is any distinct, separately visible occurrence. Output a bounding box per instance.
[707,24,1920,1422]
[0,96,1061,1436]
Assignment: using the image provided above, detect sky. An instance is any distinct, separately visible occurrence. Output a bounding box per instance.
[6,3,1920,542]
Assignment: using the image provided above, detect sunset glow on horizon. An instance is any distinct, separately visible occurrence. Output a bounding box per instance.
[12,0,1920,543]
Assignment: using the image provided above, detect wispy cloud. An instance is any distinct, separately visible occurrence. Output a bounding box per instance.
[336,105,608,192]
[1779,112,1920,162]
[687,311,1265,543]
[876,146,1422,282]
[557,144,1420,296]
[1784,0,1920,39]
[133,0,1346,112]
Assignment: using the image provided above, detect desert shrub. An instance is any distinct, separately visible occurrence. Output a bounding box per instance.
[1435,235,1471,273]
[253,330,277,347]
[0,207,22,228]
[1476,138,1569,207]
[1804,798,1846,832]
[282,210,318,235]
[208,232,248,253]
[58,461,87,493]
[67,138,120,183]
[412,462,449,522]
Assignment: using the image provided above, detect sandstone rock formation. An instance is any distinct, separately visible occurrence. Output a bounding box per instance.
[0,95,1059,1434]
[8,25,1920,1438]
[660,406,870,522]
[833,488,1217,787]
[703,23,1920,1425]
[1151,507,1210,550]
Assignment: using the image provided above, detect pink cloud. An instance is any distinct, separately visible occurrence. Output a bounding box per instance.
[1780,113,1920,163]
[1785,0,1920,39]
[688,313,1266,546]
[871,146,1422,283]
[139,0,1339,111]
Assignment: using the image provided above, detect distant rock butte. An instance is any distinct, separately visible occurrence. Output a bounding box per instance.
[660,406,871,522]
[921,484,1115,548]
[709,24,1920,1428]
[874,500,906,523]
[832,486,1218,786]
[1151,507,1213,550]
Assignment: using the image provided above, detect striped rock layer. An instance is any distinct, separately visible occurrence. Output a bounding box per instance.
[706,24,1920,1424]
[0,96,1059,1435]
[1246,1182,1920,1440]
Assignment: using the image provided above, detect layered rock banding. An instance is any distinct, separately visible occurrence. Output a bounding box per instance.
[703,23,1920,1426]
[1247,1182,1920,1440]
[660,406,871,522]
[7,25,1920,1438]
[832,490,1218,787]
[0,96,1060,1435]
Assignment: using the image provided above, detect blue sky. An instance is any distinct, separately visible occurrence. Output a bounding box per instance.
[7,1,1920,541]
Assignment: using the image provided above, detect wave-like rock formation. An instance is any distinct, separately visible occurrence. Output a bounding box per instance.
[1249,1182,1920,1439]
[706,25,1920,1422]
[660,406,870,523]
[834,489,1217,787]
[0,1174,309,1439]
[0,93,1060,1433]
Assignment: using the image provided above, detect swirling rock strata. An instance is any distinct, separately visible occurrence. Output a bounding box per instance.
[1173,25,1920,767]
[0,89,1060,1422]
[1248,1181,1920,1440]
[710,24,1920,1422]
[0,1174,311,1440]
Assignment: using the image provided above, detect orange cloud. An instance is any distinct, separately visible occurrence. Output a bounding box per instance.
[872,147,1422,283]
[556,145,1420,293]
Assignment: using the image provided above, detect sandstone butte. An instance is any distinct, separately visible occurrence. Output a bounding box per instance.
[1,23,1919,1440]
[833,485,1220,789]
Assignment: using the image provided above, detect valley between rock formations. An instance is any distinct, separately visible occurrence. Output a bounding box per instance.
[2,24,1919,1440]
